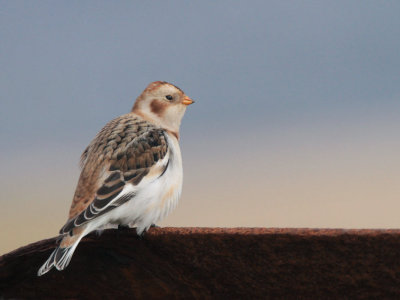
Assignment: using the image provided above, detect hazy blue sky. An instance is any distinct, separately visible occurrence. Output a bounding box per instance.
[1,1,400,254]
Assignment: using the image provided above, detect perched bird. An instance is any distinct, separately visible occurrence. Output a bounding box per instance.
[38,81,194,276]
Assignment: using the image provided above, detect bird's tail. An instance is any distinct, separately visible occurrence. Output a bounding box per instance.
[37,231,85,276]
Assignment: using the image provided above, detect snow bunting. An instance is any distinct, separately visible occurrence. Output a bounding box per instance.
[38,81,194,276]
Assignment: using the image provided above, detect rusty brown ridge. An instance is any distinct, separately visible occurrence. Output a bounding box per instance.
[2,227,400,260]
[147,227,400,236]
[2,226,400,298]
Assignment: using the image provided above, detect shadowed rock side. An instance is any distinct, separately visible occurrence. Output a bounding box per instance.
[1,227,400,299]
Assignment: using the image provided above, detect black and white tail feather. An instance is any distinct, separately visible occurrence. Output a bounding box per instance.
[37,236,83,276]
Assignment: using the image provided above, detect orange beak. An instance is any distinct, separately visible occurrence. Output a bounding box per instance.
[182,96,195,106]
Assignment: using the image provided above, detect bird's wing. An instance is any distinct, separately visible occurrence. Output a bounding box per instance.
[60,114,169,234]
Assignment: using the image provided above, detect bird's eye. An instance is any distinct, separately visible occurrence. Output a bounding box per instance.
[165,95,173,101]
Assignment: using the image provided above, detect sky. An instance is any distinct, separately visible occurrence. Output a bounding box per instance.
[1,1,400,254]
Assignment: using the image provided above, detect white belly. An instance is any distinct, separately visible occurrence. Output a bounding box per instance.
[92,132,183,234]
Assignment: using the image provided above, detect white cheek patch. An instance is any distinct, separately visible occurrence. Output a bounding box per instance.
[164,104,186,128]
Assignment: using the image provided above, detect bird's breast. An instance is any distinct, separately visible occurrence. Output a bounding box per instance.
[157,132,183,214]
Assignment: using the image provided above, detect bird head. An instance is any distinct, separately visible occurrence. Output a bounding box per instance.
[132,81,194,134]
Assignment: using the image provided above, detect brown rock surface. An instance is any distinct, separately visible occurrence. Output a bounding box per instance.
[1,227,400,299]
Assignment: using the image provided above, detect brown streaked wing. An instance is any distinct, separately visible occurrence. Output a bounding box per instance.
[59,114,169,235]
